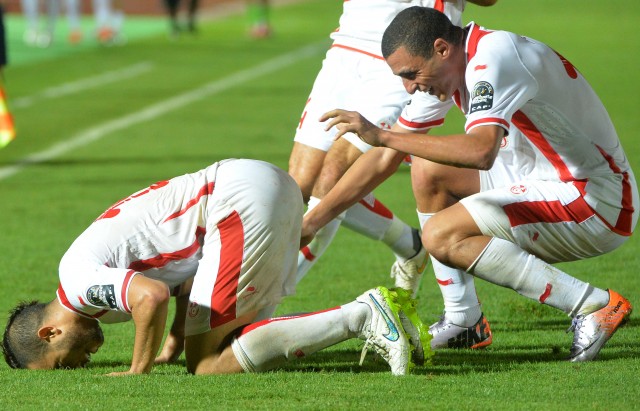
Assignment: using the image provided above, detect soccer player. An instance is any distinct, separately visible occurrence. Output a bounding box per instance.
[288,0,497,348]
[2,159,423,375]
[303,7,637,361]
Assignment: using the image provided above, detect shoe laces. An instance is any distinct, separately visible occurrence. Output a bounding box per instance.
[567,315,589,349]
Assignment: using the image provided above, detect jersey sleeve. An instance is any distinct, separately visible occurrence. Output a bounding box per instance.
[58,258,139,323]
[397,92,454,132]
[464,32,538,134]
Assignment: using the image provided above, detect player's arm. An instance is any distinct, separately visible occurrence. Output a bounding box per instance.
[109,274,170,375]
[155,279,193,364]
[302,132,407,247]
[321,109,505,170]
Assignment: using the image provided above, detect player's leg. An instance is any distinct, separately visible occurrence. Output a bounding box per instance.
[187,0,198,32]
[21,0,40,45]
[246,0,270,39]
[411,158,492,349]
[188,286,413,375]
[65,0,81,44]
[163,0,181,36]
[426,180,634,360]
[298,55,422,292]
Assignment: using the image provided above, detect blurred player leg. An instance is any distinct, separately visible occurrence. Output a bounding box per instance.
[65,0,82,44]
[246,0,270,39]
[21,0,40,45]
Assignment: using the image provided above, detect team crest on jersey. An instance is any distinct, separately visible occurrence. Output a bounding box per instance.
[86,285,118,309]
[510,184,527,195]
[470,81,494,114]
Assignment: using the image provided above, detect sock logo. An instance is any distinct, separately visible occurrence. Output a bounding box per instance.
[369,293,400,342]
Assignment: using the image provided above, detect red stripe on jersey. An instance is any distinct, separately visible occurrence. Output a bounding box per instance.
[358,198,393,219]
[434,0,445,12]
[121,270,136,313]
[466,24,493,62]
[398,116,445,130]
[300,245,315,261]
[512,111,575,182]
[128,226,206,272]
[210,211,244,329]
[503,196,595,228]
[237,307,341,337]
[164,182,215,223]
[330,44,384,60]
[466,117,510,132]
[596,145,635,235]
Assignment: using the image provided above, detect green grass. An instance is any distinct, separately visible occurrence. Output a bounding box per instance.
[1,0,639,409]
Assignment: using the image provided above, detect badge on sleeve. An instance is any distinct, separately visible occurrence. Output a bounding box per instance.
[470,81,494,114]
[86,284,118,309]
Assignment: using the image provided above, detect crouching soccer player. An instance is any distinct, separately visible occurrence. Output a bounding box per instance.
[2,159,429,375]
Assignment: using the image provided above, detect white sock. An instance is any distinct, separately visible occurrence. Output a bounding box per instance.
[418,211,482,326]
[343,192,419,260]
[296,196,344,284]
[470,238,609,317]
[231,301,368,372]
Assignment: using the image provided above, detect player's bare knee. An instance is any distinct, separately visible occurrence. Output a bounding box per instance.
[423,216,455,263]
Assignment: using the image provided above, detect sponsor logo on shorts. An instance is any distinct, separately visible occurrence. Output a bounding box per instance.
[470,81,494,114]
[510,184,527,195]
[86,285,118,309]
[188,301,200,318]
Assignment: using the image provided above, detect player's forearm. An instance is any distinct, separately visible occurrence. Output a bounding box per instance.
[377,128,501,170]
[304,147,403,233]
[128,277,171,374]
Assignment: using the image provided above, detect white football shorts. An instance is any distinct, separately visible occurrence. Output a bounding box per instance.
[460,179,632,264]
[293,46,410,153]
[185,159,303,336]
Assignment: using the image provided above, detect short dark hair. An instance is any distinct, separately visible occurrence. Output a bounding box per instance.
[2,301,48,369]
[382,6,463,60]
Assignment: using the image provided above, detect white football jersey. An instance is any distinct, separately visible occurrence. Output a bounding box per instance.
[330,0,466,57]
[57,162,223,323]
[400,23,637,235]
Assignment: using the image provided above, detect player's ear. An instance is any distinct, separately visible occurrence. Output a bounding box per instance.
[37,325,61,342]
[433,38,449,58]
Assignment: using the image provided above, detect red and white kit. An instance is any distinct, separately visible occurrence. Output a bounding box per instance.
[400,23,638,261]
[294,0,467,153]
[57,159,303,335]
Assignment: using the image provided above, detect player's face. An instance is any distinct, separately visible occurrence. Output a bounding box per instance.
[386,45,460,102]
[38,320,105,370]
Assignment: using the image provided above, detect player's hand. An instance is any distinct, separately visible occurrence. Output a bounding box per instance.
[320,109,382,147]
[154,332,184,365]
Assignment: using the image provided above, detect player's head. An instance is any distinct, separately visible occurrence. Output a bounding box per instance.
[2,300,104,369]
[381,6,465,100]
[381,6,462,61]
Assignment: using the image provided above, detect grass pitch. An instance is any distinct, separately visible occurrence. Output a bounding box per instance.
[0,1,639,409]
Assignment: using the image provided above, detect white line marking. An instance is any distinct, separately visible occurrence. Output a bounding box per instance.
[0,42,325,181]
[12,62,156,109]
